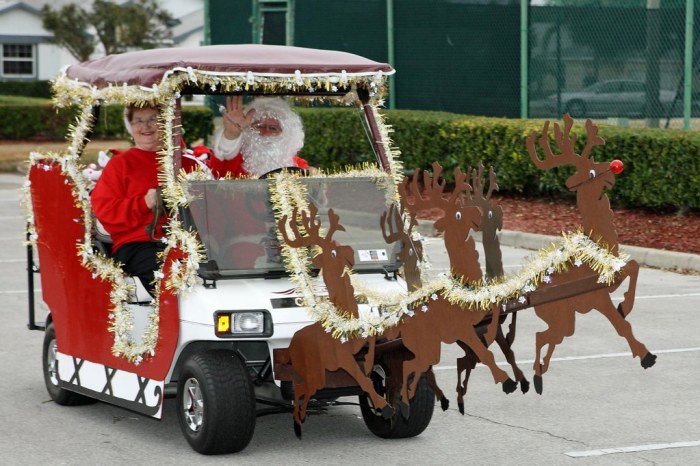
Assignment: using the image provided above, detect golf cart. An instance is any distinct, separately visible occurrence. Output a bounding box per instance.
[24,44,433,454]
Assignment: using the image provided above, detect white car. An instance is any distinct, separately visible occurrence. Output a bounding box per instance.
[536,79,679,118]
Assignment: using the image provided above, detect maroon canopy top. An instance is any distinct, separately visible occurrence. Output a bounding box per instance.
[65,44,395,89]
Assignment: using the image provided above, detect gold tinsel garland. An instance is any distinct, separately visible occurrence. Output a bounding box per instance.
[266,170,629,339]
[51,67,389,108]
[27,64,624,354]
[24,64,391,362]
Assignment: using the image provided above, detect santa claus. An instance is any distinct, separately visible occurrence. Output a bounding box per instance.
[210,96,308,178]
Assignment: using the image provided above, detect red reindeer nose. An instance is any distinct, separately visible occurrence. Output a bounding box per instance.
[610,159,624,175]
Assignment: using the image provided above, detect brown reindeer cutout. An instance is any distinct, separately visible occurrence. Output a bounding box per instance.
[470,163,504,279]
[380,202,451,412]
[454,163,529,415]
[277,205,393,437]
[393,163,517,418]
[380,203,423,291]
[526,114,655,394]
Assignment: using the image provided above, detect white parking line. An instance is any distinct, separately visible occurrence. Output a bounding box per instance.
[434,347,700,371]
[565,440,700,457]
[633,292,700,300]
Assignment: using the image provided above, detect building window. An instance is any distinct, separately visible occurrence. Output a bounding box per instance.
[2,44,35,78]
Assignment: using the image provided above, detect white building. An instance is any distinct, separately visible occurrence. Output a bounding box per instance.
[0,0,205,81]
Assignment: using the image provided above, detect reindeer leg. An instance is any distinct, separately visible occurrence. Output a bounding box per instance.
[363,336,376,376]
[616,260,639,318]
[533,305,574,394]
[494,326,529,394]
[598,298,657,369]
[456,342,478,415]
[426,366,449,411]
[459,326,517,394]
[400,341,439,420]
[293,388,306,439]
[341,352,394,419]
[505,312,517,347]
[398,360,417,420]
[533,330,546,395]
[483,305,500,346]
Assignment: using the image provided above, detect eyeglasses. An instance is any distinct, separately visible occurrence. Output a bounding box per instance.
[131,117,159,127]
[252,122,282,134]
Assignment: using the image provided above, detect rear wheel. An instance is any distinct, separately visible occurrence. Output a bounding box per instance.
[176,351,256,455]
[42,322,96,406]
[359,363,435,439]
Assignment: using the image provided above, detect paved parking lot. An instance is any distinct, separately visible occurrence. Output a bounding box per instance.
[1,172,698,464]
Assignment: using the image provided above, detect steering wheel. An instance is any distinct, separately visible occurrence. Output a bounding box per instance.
[259,166,305,179]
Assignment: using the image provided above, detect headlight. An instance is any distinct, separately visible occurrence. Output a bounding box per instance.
[214,310,272,337]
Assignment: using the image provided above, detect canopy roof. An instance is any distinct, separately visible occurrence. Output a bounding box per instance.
[64,44,395,89]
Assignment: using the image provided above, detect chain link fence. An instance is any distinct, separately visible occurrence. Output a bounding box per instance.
[210,0,700,129]
[529,0,697,129]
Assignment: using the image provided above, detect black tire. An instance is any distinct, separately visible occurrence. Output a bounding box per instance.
[42,322,96,406]
[359,363,435,439]
[176,351,256,455]
[565,100,586,118]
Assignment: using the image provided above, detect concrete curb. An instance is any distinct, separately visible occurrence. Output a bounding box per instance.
[416,221,700,274]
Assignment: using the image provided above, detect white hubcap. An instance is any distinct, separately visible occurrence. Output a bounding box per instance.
[47,339,59,386]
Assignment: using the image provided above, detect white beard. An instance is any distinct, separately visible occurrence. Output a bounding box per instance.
[240,132,297,177]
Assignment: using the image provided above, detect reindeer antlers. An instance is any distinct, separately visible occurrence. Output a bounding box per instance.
[527,114,605,171]
[278,204,346,249]
[470,162,498,201]
[380,203,404,244]
[399,162,474,214]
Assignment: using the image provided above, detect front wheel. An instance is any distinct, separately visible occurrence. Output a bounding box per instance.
[359,363,435,439]
[176,351,256,455]
[42,322,95,406]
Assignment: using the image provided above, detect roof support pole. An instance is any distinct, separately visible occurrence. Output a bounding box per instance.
[520,0,529,119]
[387,0,396,109]
[358,88,391,173]
[684,0,694,130]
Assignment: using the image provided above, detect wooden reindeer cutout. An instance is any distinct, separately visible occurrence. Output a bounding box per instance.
[277,205,393,437]
[381,203,423,291]
[393,163,517,418]
[526,114,656,394]
[380,202,450,411]
[454,163,529,414]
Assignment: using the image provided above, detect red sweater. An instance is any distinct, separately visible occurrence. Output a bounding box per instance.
[91,147,166,252]
[210,153,308,178]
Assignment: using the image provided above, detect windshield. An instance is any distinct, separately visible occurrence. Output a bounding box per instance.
[185,177,400,279]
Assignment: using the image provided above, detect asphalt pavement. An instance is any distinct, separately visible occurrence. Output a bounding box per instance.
[1,172,699,464]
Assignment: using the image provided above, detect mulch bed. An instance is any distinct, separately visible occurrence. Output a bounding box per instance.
[415,194,700,255]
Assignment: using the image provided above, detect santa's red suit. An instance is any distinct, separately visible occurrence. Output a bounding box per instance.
[210,153,308,178]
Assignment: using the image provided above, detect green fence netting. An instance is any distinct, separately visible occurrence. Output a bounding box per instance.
[209,0,700,129]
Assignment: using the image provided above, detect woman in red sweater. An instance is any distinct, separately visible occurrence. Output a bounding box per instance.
[91,105,167,295]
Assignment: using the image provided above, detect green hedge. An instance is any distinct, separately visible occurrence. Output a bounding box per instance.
[297,109,700,211]
[2,99,697,210]
[0,80,52,98]
[0,102,214,142]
